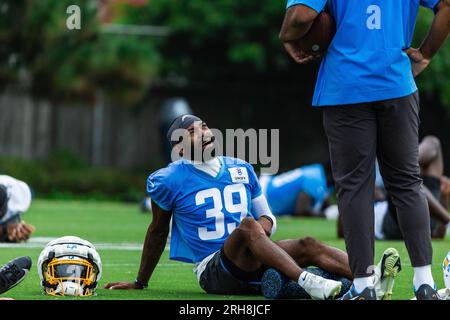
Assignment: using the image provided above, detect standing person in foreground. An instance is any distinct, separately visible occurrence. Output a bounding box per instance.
[105,115,399,299]
[280,0,449,300]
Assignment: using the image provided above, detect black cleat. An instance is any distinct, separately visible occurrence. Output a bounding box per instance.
[414,284,441,300]
[340,285,377,300]
[0,256,32,295]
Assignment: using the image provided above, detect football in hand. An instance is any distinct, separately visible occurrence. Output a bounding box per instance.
[297,12,336,55]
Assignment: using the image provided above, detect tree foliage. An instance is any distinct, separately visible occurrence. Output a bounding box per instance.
[117,0,291,81]
[0,0,159,104]
[0,1,448,110]
[122,1,449,110]
[413,8,450,107]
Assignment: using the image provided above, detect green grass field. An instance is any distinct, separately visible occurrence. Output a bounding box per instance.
[1,199,448,300]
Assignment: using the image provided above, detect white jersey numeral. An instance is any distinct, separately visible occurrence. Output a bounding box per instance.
[196,185,248,240]
[366,5,381,30]
[223,184,248,234]
[196,188,225,241]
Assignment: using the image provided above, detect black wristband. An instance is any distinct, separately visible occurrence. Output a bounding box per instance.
[261,215,274,226]
[134,279,148,289]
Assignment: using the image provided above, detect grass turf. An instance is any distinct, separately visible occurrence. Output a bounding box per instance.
[1,199,448,300]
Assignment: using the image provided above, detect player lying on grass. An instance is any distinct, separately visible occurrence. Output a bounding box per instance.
[105,115,399,299]
[259,163,335,218]
[337,136,450,240]
[260,163,380,221]
[0,175,35,243]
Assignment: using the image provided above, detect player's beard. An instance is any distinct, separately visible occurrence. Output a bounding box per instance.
[202,136,216,161]
[187,135,216,163]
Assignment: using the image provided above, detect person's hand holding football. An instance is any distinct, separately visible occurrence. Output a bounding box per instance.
[283,41,322,64]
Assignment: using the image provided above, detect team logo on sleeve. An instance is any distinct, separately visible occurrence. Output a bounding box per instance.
[228,167,249,184]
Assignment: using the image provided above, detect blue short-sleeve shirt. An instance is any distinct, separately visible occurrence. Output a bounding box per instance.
[286,0,439,106]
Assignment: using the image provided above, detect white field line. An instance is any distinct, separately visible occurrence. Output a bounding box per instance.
[103,263,188,268]
[0,237,431,269]
[0,237,170,251]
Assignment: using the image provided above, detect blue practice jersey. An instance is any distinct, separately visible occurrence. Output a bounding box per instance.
[286,0,439,106]
[375,160,384,189]
[260,164,330,216]
[147,157,262,264]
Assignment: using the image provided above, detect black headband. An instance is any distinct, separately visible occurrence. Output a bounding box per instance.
[166,114,202,146]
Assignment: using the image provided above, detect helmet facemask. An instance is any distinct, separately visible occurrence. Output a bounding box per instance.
[38,236,102,297]
[42,256,100,297]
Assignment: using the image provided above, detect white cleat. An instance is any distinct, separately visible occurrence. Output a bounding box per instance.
[437,288,450,300]
[374,248,402,300]
[301,273,342,300]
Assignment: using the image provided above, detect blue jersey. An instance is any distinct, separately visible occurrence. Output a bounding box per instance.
[147,157,262,264]
[375,161,384,189]
[286,0,439,106]
[260,164,330,216]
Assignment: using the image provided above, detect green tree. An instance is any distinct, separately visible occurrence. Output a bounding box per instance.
[121,1,449,111]
[413,8,450,108]
[0,1,448,111]
[0,0,160,105]
[119,0,290,81]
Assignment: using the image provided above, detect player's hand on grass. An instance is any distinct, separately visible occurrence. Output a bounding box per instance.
[404,47,431,77]
[104,282,143,290]
[283,41,321,64]
[20,221,35,239]
[7,222,35,242]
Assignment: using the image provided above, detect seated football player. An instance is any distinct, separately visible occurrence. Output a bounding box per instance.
[0,175,36,243]
[259,162,334,218]
[337,136,450,240]
[105,115,397,300]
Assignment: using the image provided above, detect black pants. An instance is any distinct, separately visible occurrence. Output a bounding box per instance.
[199,249,264,295]
[323,92,432,277]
